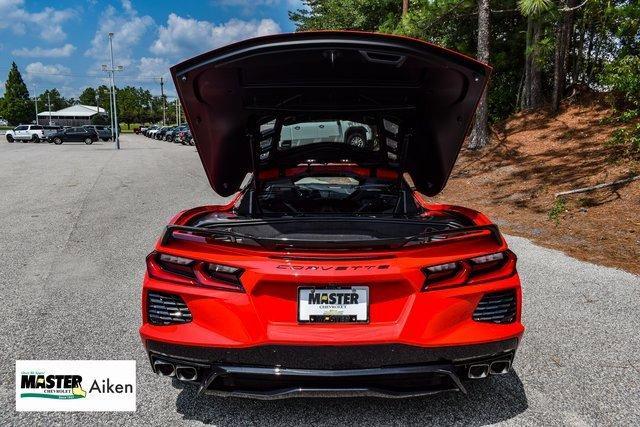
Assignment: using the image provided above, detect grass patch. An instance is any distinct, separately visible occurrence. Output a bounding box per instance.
[548,197,566,225]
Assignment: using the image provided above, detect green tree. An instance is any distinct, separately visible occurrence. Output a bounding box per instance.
[1,62,34,125]
[115,86,140,128]
[290,0,401,31]
[37,88,68,112]
[95,85,112,119]
[79,87,97,106]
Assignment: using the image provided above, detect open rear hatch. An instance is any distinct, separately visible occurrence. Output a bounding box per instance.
[171,31,491,197]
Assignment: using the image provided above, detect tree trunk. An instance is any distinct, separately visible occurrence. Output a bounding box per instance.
[469,0,491,149]
[530,18,543,108]
[402,0,409,16]
[520,16,533,110]
[552,0,576,113]
[573,18,586,85]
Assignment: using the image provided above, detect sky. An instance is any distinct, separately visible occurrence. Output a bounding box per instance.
[0,0,303,100]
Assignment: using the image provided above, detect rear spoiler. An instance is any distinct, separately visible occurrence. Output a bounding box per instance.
[161,220,504,251]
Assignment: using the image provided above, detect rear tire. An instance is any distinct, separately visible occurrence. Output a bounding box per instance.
[53,137,62,145]
[32,135,40,143]
[84,138,93,145]
[346,131,366,148]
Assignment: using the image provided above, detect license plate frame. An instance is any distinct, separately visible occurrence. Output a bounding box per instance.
[297,286,369,323]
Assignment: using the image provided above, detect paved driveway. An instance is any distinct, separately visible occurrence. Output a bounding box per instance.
[1,135,638,425]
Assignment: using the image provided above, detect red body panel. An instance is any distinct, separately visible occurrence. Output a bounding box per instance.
[140,193,524,351]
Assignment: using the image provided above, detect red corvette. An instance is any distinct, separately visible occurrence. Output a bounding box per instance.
[140,31,524,399]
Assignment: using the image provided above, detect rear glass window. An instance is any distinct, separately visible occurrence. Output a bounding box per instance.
[277,120,377,151]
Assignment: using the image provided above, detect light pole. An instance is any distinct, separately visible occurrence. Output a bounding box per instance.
[102,32,123,149]
[155,76,166,125]
[33,84,38,125]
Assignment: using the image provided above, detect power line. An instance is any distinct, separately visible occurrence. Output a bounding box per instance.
[0,66,169,82]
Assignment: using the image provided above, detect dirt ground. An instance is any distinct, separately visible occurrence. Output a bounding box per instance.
[434,98,640,275]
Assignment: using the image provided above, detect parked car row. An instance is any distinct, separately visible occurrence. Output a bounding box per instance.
[5,124,113,145]
[141,124,194,145]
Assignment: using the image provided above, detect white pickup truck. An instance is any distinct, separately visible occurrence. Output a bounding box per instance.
[278,120,372,149]
[5,124,47,143]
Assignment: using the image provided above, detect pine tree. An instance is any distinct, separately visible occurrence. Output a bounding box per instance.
[79,87,98,106]
[468,0,491,149]
[2,62,34,125]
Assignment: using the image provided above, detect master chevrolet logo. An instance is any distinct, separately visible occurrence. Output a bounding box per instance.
[308,292,360,305]
[20,374,86,400]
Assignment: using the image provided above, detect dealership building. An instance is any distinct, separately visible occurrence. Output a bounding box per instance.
[38,104,107,127]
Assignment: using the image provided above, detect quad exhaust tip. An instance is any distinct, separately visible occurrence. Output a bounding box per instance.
[468,360,512,379]
[468,364,489,379]
[176,366,198,382]
[489,360,511,375]
[154,360,175,377]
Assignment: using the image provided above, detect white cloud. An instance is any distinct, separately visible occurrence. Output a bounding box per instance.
[217,0,280,8]
[137,56,170,79]
[0,1,76,42]
[121,0,134,15]
[217,0,304,10]
[85,3,154,67]
[12,44,76,58]
[151,14,281,59]
[25,62,72,84]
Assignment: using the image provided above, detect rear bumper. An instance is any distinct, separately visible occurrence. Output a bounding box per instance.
[145,338,519,399]
[145,338,518,368]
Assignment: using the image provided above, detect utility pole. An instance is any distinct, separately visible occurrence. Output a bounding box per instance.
[109,32,119,149]
[33,85,39,125]
[175,98,179,126]
[102,32,123,150]
[160,76,166,125]
[47,91,52,125]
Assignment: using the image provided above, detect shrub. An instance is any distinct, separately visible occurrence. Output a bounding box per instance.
[601,55,640,111]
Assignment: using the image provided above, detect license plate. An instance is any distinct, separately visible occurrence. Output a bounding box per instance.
[298,286,369,323]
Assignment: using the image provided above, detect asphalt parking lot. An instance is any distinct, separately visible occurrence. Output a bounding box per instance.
[1,134,639,425]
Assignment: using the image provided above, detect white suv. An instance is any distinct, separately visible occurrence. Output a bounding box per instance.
[5,125,46,143]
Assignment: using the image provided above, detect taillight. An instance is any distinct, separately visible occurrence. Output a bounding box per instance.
[146,251,244,292]
[422,251,516,291]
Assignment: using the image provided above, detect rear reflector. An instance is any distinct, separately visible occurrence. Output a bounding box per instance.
[473,290,517,323]
[147,291,192,325]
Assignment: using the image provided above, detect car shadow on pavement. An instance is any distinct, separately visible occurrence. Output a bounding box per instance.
[171,371,527,426]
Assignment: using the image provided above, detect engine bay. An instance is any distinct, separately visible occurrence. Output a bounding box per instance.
[256,176,405,215]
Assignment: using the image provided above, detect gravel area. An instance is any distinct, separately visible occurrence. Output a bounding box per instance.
[1,134,638,426]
